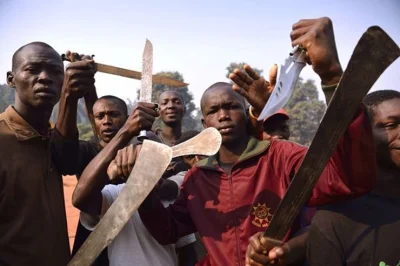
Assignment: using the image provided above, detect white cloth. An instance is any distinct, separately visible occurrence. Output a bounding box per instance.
[80,173,195,266]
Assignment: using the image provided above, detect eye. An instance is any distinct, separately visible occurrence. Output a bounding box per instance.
[384,123,397,129]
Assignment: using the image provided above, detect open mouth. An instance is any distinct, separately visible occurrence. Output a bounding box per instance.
[102,129,116,137]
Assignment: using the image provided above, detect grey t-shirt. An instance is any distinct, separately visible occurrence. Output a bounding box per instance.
[81,175,195,266]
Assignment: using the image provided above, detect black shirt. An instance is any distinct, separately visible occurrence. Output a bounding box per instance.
[307,193,400,266]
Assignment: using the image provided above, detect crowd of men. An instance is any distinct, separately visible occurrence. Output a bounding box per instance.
[0,16,399,266]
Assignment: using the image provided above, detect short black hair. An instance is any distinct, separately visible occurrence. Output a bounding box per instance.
[158,89,185,105]
[97,95,128,116]
[12,42,57,71]
[363,90,400,114]
[200,82,246,113]
[176,130,200,145]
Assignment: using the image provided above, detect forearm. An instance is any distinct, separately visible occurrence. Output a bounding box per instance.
[139,191,195,245]
[72,127,134,213]
[308,107,376,206]
[283,226,309,265]
[56,91,79,139]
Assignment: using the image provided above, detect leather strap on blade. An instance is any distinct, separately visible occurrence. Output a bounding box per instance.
[68,140,172,266]
[261,26,400,245]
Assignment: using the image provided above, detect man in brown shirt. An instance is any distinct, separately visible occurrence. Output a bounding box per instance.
[0,42,95,265]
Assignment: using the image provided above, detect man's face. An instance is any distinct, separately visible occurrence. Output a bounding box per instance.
[263,115,290,140]
[8,45,64,110]
[158,91,185,126]
[371,98,400,168]
[93,99,127,145]
[201,87,248,145]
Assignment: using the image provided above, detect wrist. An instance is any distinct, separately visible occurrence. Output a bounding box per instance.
[319,62,343,86]
[248,106,260,119]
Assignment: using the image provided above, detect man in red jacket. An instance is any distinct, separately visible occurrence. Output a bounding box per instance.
[138,17,376,266]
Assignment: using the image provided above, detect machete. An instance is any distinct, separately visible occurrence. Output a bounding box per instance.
[107,127,223,179]
[68,128,222,265]
[61,54,188,88]
[138,39,154,140]
[68,140,172,266]
[260,26,400,247]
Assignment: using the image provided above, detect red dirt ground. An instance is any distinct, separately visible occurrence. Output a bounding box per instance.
[63,175,79,250]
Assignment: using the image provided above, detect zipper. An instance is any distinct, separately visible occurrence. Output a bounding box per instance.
[229,175,242,266]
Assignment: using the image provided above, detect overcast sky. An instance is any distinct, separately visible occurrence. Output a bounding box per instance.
[1,0,399,107]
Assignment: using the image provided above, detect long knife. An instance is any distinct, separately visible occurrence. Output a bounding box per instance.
[260,26,400,247]
[61,54,188,88]
[138,39,153,140]
[68,140,173,266]
[107,127,222,179]
[258,46,307,121]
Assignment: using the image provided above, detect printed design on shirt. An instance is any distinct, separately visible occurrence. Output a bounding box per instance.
[251,203,273,228]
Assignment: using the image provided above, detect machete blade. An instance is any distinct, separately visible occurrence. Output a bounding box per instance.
[68,140,172,266]
[261,26,400,245]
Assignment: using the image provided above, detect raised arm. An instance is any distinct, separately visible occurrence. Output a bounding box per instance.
[72,103,158,214]
[52,57,96,175]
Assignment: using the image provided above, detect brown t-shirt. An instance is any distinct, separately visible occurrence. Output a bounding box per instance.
[0,106,78,266]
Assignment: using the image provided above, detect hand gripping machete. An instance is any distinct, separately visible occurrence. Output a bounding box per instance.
[68,140,172,266]
[68,128,222,265]
[107,127,223,179]
[260,26,400,247]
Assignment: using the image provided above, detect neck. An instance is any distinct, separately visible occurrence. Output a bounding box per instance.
[218,136,249,164]
[159,121,182,145]
[373,165,400,198]
[14,99,52,135]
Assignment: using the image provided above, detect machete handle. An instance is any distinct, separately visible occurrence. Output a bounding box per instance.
[259,235,284,250]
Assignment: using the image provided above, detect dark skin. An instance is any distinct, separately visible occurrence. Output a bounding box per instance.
[263,115,290,140]
[72,102,158,214]
[93,99,127,148]
[157,91,185,146]
[370,98,400,198]
[201,86,249,165]
[228,17,344,266]
[6,44,94,137]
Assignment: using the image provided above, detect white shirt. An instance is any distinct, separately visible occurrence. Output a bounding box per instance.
[80,172,195,266]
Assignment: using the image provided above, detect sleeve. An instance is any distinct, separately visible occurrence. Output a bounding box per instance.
[276,106,376,206]
[51,127,79,175]
[176,233,197,248]
[79,184,121,230]
[167,171,186,196]
[307,215,344,266]
[139,171,197,245]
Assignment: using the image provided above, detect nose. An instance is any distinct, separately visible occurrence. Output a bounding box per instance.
[102,114,112,125]
[38,70,53,85]
[218,110,230,122]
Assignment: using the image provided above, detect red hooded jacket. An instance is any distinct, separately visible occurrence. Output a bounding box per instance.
[139,108,376,266]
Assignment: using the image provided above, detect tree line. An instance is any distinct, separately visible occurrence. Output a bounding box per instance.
[0,65,326,145]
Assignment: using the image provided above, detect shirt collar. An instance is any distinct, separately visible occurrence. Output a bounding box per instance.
[1,106,53,141]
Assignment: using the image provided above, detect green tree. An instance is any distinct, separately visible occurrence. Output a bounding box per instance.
[0,84,15,112]
[285,78,326,146]
[77,123,94,141]
[225,62,263,81]
[137,71,202,132]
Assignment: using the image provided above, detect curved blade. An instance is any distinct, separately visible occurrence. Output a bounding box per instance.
[68,140,172,266]
[107,128,222,180]
[261,26,400,246]
[172,127,222,157]
[258,49,306,121]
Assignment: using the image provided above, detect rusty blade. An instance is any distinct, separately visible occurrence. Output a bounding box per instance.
[171,127,221,157]
[68,140,172,266]
[107,127,222,180]
[96,62,188,88]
